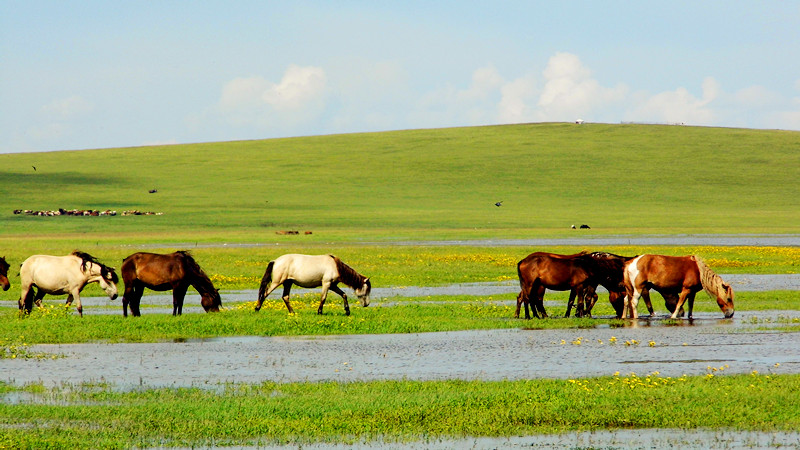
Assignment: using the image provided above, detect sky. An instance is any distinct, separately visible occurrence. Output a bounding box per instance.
[2,1,800,154]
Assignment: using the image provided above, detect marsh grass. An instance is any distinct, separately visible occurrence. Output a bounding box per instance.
[1,372,798,448]
[1,244,798,301]
[2,290,799,345]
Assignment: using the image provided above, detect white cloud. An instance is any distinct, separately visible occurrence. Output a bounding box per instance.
[41,95,93,119]
[535,52,627,121]
[628,76,719,125]
[218,65,328,129]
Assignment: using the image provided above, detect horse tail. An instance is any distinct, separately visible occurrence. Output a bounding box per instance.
[693,256,725,298]
[258,261,275,302]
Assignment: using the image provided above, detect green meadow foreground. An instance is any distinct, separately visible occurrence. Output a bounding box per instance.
[1,123,799,447]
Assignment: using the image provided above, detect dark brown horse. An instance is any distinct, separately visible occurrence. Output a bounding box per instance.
[516,252,598,319]
[574,251,636,318]
[623,254,734,319]
[120,251,221,317]
[0,256,10,292]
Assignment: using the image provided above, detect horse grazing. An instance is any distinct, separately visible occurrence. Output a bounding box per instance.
[623,254,734,319]
[574,251,637,318]
[516,252,598,319]
[120,251,221,317]
[19,251,119,316]
[255,254,371,316]
[0,256,10,292]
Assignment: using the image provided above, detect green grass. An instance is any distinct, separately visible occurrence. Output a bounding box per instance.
[3,290,799,345]
[1,123,799,239]
[1,244,798,301]
[1,372,798,448]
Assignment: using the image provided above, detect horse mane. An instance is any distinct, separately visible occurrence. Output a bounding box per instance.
[0,256,9,273]
[694,256,727,299]
[330,255,367,289]
[71,250,118,282]
[176,251,215,295]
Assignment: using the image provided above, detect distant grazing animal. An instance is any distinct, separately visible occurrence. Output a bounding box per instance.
[623,254,734,319]
[255,254,371,316]
[0,256,10,292]
[580,224,591,229]
[148,189,158,193]
[120,251,221,317]
[19,251,119,316]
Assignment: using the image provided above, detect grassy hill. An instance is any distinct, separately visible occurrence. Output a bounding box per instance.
[1,122,798,242]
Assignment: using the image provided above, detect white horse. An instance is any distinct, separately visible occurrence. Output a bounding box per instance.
[255,254,371,315]
[19,251,119,316]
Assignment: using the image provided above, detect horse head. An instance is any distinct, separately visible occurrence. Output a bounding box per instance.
[355,278,371,307]
[0,256,9,291]
[200,288,222,312]
[98,266,119,300]
[719,282,735,318]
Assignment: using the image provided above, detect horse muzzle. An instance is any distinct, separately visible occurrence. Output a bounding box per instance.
[723,309,734,319]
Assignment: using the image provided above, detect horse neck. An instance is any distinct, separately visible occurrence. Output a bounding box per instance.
[189,271,215,295]
[695,258,725,298]
[334,259,365,289]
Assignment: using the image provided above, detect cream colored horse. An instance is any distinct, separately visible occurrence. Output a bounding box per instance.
[255,254,370,315]
[19,251,119,316]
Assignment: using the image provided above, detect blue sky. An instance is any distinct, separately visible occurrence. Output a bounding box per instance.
[2,1,799,153]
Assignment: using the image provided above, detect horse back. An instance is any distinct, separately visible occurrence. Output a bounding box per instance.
[20,255,82,290]
[635,254,701,289]
[517,252,590,288]
[122,252,186,288]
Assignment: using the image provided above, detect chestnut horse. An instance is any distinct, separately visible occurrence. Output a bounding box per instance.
[19,251,119,316]
[0,256,10,292]
[623,254,734,319]
[516,252,597,319]
[255,254,371,316]
[120,251,221,317]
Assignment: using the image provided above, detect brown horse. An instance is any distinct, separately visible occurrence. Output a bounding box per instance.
[120,251,221,317]
[516,252,597,319]
[623,254,734,319]
[575,252,636,318]
[0,256,10,292]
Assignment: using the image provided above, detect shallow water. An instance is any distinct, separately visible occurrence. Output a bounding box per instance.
[3,310,799,391]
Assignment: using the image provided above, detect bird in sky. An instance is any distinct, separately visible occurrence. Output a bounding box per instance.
[495,201,503,207]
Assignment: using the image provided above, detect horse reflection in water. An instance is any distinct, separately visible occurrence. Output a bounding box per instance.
[255,254,371,316]
[0,256,10,292]
[120,251,221,317]
[623,254,734,319]
[19,251,119,316]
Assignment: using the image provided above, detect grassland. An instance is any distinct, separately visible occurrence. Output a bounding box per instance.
[1,123,799,240]
[1,123,799,448]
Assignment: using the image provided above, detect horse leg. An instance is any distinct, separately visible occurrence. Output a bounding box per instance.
[669,288,693,319]
[317,281,331,315]
[255,281,282,311]
[640,288,655,317]
[66,290,83,317]
[565,288,580,318]
[534,284,547,318]
[279,281,295,314]
[172,285,188,316]
[329,284,350,316]
[19,283,34,314]
[130,284,144,317]
[584,287,599,317]
[686,292,697,319]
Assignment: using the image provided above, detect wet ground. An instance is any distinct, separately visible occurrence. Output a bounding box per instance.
[4,235,800,448]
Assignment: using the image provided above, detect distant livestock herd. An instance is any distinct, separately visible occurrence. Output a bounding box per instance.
[13,209,163,216]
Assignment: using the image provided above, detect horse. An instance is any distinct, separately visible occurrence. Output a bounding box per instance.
[255,254,371,316]
[0,256,10,292]
[19,251,119,316]
[573,251,637,318]
[516,252,598,319]
[623,254,734,319]
[120,251,221,317]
